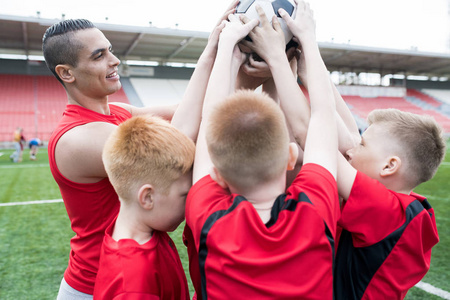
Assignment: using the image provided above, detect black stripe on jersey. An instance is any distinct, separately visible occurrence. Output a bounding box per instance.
[324,220,336,290]
[265,192,311,228]
[334,199,430,300]
[198,192,336,299]
[420,198,433,217]
[198,195,246,300]
[267,192,335,297]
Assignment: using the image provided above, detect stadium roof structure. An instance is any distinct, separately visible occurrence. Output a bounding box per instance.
[1,14,450,78]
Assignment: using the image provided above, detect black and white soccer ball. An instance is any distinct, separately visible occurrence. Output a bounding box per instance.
[235,0,297,45]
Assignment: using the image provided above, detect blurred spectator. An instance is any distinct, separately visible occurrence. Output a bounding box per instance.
[10,127,25,163]
[29,138,43,160]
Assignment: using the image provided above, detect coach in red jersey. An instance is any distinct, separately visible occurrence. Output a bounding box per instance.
[42,19,200,298]
[186,2,340,299]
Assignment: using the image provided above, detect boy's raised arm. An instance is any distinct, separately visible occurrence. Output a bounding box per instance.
[240,5,310,151]
[170,2,239,141]
[297,54,361,153]
[169,26,220,141]
[192,15,259,184]
[280,1,337,177]
[241,1,337,177]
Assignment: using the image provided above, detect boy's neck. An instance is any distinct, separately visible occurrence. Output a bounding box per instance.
[112,206,153,245]
[232,177,286,224]
[378,175,413,196]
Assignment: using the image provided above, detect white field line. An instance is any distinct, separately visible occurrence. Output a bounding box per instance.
[0,163,49,169]
[0,199,63,207]
[1,199,450,299]
[416,281,450,299]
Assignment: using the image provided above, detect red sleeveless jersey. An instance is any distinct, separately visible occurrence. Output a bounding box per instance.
[48,104,131,294]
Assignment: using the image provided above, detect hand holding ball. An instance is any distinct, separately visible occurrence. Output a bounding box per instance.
[235,0,297,49]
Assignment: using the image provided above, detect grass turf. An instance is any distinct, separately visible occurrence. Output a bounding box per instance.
[0,143,448,299]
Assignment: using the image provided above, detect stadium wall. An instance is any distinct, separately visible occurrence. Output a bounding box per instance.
[120,65,194,80]
[0,59,195,80]
[0,59,52,76]
[391,78,450,90]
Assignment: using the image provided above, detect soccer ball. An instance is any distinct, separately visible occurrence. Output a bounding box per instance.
[235,0,297,45]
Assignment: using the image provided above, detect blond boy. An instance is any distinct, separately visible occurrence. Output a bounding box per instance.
[333,109,445,299]
[93,115,195,299]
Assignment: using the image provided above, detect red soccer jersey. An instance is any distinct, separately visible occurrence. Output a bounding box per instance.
[93,220,190,300]
[335,171,439,300]
[185,163,340,300]
[48,104,131,294]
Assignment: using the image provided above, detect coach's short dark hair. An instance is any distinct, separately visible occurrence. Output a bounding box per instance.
[42,19,95,85]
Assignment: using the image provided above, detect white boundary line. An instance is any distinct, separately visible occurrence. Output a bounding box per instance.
[416,281,450,299]
[3,162,447,167]
[0,163,49,169]
[1,199,450,299]
[0,199,63,207]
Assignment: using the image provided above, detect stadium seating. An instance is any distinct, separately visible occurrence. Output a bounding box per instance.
[344,95,450,133]
[0,74,130,142]
[1,74,449,143]
[407,89,442,107]
[422,89,450,105]
[0,74,36,142]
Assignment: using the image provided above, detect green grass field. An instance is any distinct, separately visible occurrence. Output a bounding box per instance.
[0,143,449,299]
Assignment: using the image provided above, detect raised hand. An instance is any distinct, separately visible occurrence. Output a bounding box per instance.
[219,13,259,47]
[239,5,286,64]
[279,0,316,45]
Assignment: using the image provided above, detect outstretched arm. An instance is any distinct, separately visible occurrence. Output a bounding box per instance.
[241,5,311,151]
[170,2,239,141]
[241,0,338,178]
[283,3,357,198]
[110,102,177,121]
[297,49,358,201]
[170,21,226,141]
[192,14,259,184]
[297,53,360,153]
[280,1,337,177]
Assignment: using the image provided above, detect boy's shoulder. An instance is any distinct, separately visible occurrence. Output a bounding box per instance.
[186,175,246,220]
[287,163,340,231]
[340,170,437,245]
[288,163,338,205]
[345,170,417,214]
[291,163,336,185]
[349,170,410,204]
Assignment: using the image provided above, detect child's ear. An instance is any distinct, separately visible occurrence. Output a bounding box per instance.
[287,142,299,171]
[137,184,154,210]
[209,166,228,189]
[55,64,75,84]
[380,156,401,177]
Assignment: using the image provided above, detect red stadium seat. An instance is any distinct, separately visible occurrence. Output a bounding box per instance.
[407,89,442,108]
[343,94,450,133]
[0,74,130,142]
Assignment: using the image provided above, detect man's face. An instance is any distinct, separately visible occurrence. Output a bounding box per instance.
[70,28,121,99]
